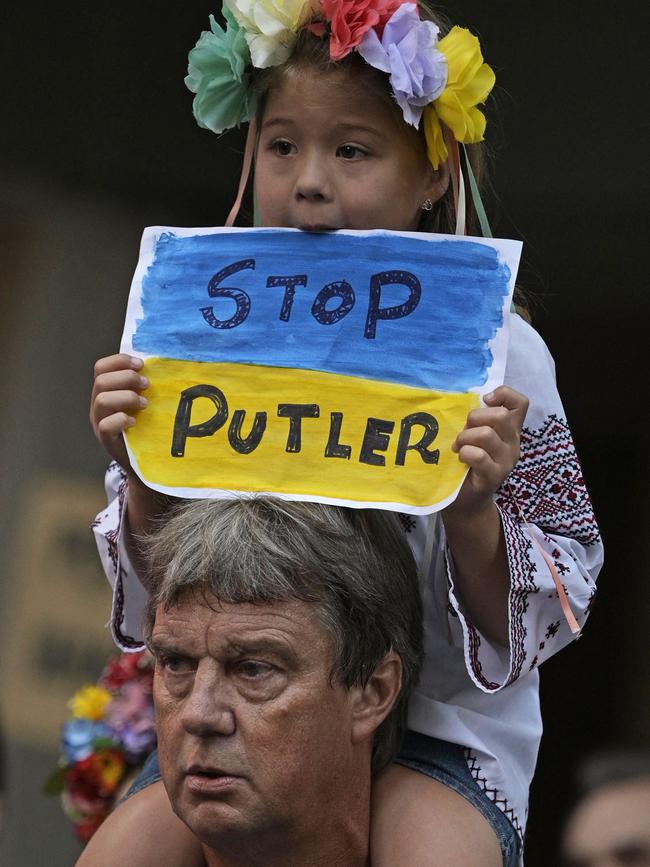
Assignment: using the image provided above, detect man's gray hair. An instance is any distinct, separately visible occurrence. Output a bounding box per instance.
[142,497,423,770]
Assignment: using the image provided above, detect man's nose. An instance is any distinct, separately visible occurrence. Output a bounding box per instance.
[181,661,236,738]
[294,151,332,202]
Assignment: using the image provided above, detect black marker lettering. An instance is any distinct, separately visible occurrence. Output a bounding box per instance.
[200,258,254,330]
[395,412,440,466]
[171,385,229,457]
[266,274,308,321]
[324,412,352,459]
[311,281,355,325]
[359,417,395,466]
[228,409,267,454]
[277,404,320,453]
[364,270,421,339]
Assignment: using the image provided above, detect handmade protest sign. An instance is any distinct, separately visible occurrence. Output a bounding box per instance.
[121,227,521,513]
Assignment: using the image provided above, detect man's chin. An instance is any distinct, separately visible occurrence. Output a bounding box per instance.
[174,782,255,842]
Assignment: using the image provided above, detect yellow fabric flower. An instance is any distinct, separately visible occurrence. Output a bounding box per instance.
[423,26,495,169]
[69,685,112,721]
[90,749,126,793]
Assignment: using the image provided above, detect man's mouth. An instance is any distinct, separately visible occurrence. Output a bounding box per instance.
[185,764,244,796]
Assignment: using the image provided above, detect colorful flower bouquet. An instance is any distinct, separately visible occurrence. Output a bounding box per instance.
[43,651,156,842]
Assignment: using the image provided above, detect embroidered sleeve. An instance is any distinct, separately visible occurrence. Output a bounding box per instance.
[447,316,603,692]
[91,463,149,652]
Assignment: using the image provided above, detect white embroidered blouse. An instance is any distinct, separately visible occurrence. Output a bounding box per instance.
[92,313,603,855]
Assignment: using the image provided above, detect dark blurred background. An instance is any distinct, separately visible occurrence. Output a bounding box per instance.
[1,2,647,864]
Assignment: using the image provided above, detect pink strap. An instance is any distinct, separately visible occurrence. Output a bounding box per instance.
[225,118,258,228]
[507,484,581,635]
[443,126,466,236]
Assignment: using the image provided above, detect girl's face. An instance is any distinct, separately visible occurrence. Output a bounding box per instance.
[255,68,447,233]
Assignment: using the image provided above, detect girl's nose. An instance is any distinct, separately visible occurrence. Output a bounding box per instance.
[181,662,236,738]
[294,152,332,202]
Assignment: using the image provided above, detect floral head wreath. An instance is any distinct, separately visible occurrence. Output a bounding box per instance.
[185,0,495,233]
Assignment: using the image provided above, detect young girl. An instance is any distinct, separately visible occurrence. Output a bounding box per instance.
[85,2,603,865]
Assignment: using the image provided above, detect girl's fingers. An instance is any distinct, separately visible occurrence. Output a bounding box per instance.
[93,390,148,425]
[92,369,148,399]
[93,354,143,378]
[465,405,510,431]
[483,386,529,426]
[453,425,510,465]
[456,445,501,493]
[96,412,136,442]
[454,424,502,450]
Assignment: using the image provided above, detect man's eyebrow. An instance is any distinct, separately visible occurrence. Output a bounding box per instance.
[226,637,296,659]
[148,637,187,656]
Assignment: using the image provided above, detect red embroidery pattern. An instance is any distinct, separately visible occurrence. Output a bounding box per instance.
[465,624,500,691]
[496,414,600,546]
[464,748,524,844]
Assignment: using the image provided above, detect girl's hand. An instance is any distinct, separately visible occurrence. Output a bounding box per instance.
[447,386,529,516]
[90,354,149,475]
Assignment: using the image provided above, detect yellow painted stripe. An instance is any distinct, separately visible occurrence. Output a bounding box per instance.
[125,358,479,509]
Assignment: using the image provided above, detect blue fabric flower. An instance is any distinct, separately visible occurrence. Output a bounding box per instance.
[118,723,157,762]
[358,3,447,127]
[185,9,256,134]
[62,719,111,763]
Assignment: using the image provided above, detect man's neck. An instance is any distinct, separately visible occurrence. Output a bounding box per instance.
[201,784,371,867]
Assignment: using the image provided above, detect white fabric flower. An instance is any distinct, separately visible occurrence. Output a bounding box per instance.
[224,0,315,68]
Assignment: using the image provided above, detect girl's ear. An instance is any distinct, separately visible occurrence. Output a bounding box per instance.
[349,652,403,746]
[425,158,450,206]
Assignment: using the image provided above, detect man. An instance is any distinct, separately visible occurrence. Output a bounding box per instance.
[561,750,650,867]
[79,497,422,867]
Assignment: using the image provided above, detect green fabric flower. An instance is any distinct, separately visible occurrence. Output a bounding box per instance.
[185,10,256,134]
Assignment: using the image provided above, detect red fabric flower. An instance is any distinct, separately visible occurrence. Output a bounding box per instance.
[100,651,153,692]
[320,0,407,60]
[64,766,106,815]
[74,815,106,843]
[66,749,126,802]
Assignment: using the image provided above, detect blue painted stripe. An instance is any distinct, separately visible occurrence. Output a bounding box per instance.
[133,230,510,392]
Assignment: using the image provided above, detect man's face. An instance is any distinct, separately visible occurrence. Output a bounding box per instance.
[151,593,361,849]
[562,780,650,867]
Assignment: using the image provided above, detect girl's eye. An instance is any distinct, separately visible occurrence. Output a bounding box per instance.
[336,144,368,160]
[271,139,296,156]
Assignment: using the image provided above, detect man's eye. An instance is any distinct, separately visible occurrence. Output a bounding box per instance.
[236,660,274,679]
[271,139,296,156]
[336,144,368,160]
[159,654,194,674]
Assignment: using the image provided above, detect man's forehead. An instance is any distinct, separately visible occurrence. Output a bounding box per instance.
[152,594,328,650]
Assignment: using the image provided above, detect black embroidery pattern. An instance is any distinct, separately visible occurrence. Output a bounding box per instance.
[464,748,524,844]
[397,513,416,533]
[112,565,146,651]
[496,414,600,547]
[96,465,144,651]
[499,508,537,686]
[465,508,538,690]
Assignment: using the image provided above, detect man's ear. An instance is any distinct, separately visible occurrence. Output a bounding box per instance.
[349,652,402,746]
